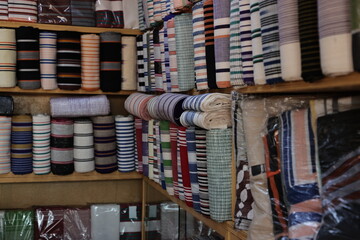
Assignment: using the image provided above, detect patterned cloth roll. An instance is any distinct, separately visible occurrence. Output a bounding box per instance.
[100,32,122,92]
[11,115,33,175]
[16,27,40,90]
[51,118,74,175]
[154,0,163,22]
[159,27,167,92]
[32,114,51,175]
[115,115,135,172]
[213,0,231,88]
[91,204,120,240]
[230,0,243,86]
[173,0,192,10]
[153,93,188,125]
[123,0,139,29]
[57,31,81,90]
[259,0,283,84]
[137,35,146,92]
[135,117,143,173]
[147,119,155,179]
[74,119,95,173]
[163,24,171,92]
[206,128,232,222]
[352,0,360,71]
[64,208,91,240]
[122,36,138,90]
[0,116,11,174]
[8,0,37,22]
[204,0,217,89]
[170,123,179,197]
[141,31,150,92]
[160,121,174,195]
[38,0,71,25]
[0,0,8,20]
[81,34,100,91]
[96,0,123,28]
[167,17,180,92]
[141,119,149,176]
[146,0,155,26]
[4,210,34,240]
[148,30,155,91]
[0,29,16,88]
[40,32,57,90]
[137,0,146,31]
[93,116,117,174]
[152,120,160,182]
[35,207,65,239]
[182,93,231,111]
[153,29,163,91]
[179,110,232,130]
[124,93,155,121]
[318,0,353,76]
[120,204,142,240]
[71,0,95,27]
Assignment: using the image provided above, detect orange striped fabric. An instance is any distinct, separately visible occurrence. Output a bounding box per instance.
[81,34,100,91]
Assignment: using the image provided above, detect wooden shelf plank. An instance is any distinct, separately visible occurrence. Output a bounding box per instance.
[0,171,143,183]
[0,20,142,35]
[144,177,247,239]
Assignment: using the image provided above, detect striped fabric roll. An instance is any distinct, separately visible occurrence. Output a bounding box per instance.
[57,31,81,90]
[298,0,323,82]
[142,119,149,176]
[153,29,163,91]
[180,110,232,130]
[250,0,266,85]
[4,210,34,240]
[135,117,143,173]
[0,0,8,20]
[122,36,138,91]
[175,13,195,91]
[38,0,71,25]
[152,121,160,183]
[158,122,167,189]
[147,96,161,120]
[8,0,37,22]
[154,93,188,125]
[95,0,120,28]
[93,116,117,174]
[74,119,95,173]
[71,0,95,27]
[40,32,57,90]
[182,93,231,111]
[193,1,209,90]
[112,0,124,28]
[213,0,231,88]
[206,128,232,222]
[170,123,179,197]
[137,35,146,92]
[259,0,283,84]
[120,204,142,240]
[176,128,185,201]
[167,17,180,92]
[173,0,192,10]
[148,30,156,91]
[124,93,155,121]
[64,208,91,240]
[51,118,74,175]
[100,32,122,92]
[159,27,167,92]
[230,0,243,87]
[148,120,155,180]
[146,0,155,26]
[163,24,171,92]
[0,29,16,88]
[123,0,139,29]
[154,0,163,22]
[16,27,40,90]
[204,0,217,89]
[186,127,201,212]
[81,34,100,91]
[138,0,146,31]
[0,116,11,174]
[91,204,120,240]
[318,0,353,76]
[141,0,150,28]
[115,115,135,172]
[352,0,360,72]
[11,115,33,175]
[32,114,51,175]
[278,0,301,81]
[159,121,174,195]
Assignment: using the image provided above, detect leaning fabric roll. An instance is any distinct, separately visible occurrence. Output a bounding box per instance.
[122,36,137,91]
[0,29,16,88]
[154,93,188,125]
[32,114,51,175]
[180,110,232,130]
[182,93,231,112]
[124,93,155,121]
[230,0,243,87]
[0,116,11,174]
[74,119,95,173]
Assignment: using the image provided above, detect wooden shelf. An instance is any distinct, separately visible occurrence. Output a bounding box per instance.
[144,177,247,240]
[0,20,142,35]
[0,171,143,183]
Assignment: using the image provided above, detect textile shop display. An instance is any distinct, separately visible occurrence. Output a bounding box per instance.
[51,118,74,175]
[95,0,124,28]
[0,29,16,88]
[40,31,58,90]
[50,95,110,117]
[71,0,95,27]
[99,32,122,92]
[91,204,120,240]
[81,34,100,91]
[0,116,11,174]
[3,210,33,240]
[8,0,37,22]
[120,203,142,240]
[35,207,65,239]
[38,0,71,25]
[16,27,40,90]
[64,208,91,240]
[123,0,139,29]
[32,114,51,175]
[122,36,137,91]
[73,118,95,173]
[124,93,155,121]
[352,0,360,71]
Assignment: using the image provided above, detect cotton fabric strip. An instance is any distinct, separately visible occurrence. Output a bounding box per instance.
[8,0,37,22]
[32,114,51,175]
[162,24,171,92]
[146,119,154,178]
[122,36,138,91]
[170,123,179,197]
[71,0,95,27]
[137,35,146,92]
[230,0,243,86]
[153,29,163,91]
[115,115,135,172]
[40,31,57,90]
[148,30,156,91]
[38,0,71,25]
[137,0,146,31]
[81,34,100,91]
[0,0,8,20]
[91,204,120,240]
[135,117,143,173]
[0,29,16,88]
[0,116,11,174]
[204,0,217,89]
[74,119,95,173]
[141,119,149,176]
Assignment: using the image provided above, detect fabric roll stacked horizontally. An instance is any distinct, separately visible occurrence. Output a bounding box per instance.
[71,0,95,27]
[40,31,58,90]
[0,116,11,174]
[0,0,8,20]
[8,0,37,22]
[81,34,100,91]
[74,119,95,173]
[38,0,71,25]
[32,114,51,175]
[124,93,155,121]
[0,29,16,88]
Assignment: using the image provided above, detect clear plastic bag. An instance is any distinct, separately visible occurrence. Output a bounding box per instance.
[4,210,34,240]
[35,207,65,239]
[64,208,91,240]
[38,0,71,25]
[120,203,142,240]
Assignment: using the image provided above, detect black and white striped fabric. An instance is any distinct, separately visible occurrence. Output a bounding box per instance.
[74,119,95,173]
[136,35,145,92]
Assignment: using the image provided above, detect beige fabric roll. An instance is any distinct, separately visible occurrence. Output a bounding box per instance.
[121,36,137,90]
[0,29,16,87]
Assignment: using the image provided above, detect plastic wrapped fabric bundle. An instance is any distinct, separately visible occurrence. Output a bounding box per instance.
[0,29,16,88]
[16,27,41,90]
[4,210,34,240]
[35,207,65,239]
[95,0,124,28]
[154,93,188,125]
[74,119,95,173]
[50,95,110,117]
[160,120,174,195]
[160,202,180,239]
[145,204,161,240]
[0,1,8,20]
[123,0,139,29]
[8,0,37,22]
[182,93,231,112]
[32,114,51,175]
[120,203,142,240]
[352,0,360,72]
[115,115,135,172]
[204,0,217,89]
[206,128,232,222]
[318,0,353,76]
[0,96,14,116]
[38,0,71,25]
[179,110,232,130]
[0,116,11,175]
[0,211,4,239]
[124,93,155,121]
[81,34,100,91]
[91,204,120,240]
[122,36,137,91]
[40,31,58,90]
[71,0,95,27]
[64,208,91,240]
[51,118,74,175]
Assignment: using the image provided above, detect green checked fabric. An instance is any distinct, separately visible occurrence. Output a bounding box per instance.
[206,128,232,222]
[160,120,174,196]
[0,211,4,240]
[4,210,34,240]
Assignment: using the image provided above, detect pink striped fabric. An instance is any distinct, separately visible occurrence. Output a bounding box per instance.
[124,93,155,121]
[81,34,100,91]
[167,18,180,92]
[8,0,37,22]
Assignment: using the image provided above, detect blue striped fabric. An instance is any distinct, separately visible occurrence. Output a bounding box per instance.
[182,93,231,112]
[148,30,156,91]
[163,24,171,92]
[159,27,167,92]
[138,0,146,31]
[115,115,135,172]
[182,93,211,111]
[154,93,188,125]
[39,32,57,90]
[142,120,149,177]
[142,32,151,92]
[153,121,160,183]
[154,0,163,22]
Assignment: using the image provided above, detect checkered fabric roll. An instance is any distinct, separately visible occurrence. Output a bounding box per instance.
[160,120,174,195]
[35,207,65,239]
[153,29,163,91]
[74,119,95,173]
[0,116,11,174]
[182,93,231,111]
[123,0,139,29]
[148,30,156,91]
[153,93,188,125]
[11,115,33,175]
[154,0,163,22]
[40,32,57,90]
[91,204,120,240]
[206,128,232,222]
[0,1,8,20]
[0,29,16,88]
[8,0,37,22]
[92,116,117,174]
[230,0,244,87]
[170,123,179,197]
[166,17,180,92]
[298,0,323,82]
[120,203,142,240]
[318,0,353,76]
[141,119,149,176]
[57,31,81,90]
[4,210,34,240]
[124,93,155,121]
[259,0,283,84]
[115,115,135,172]
[193,1,209,90]
[71,0,95,27]
[138,0,146,31]
[186,127,201,212]
[16,27,40,90]
[147,119,155,179]
[137,35,146,92]
[81,34,100,91]
[175,13,195,92]
[38,0,71,25]
[64,208,91,240]
[204,0,217,89]
[122,36,137,91]
[100,32,122,92]
[32,114,51,175]
[51,118,74,175]
[352,0,360,71]
[250,0,266,85]
[213,0,231,88]
[195,128,210,215]
[135,117,143,173]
